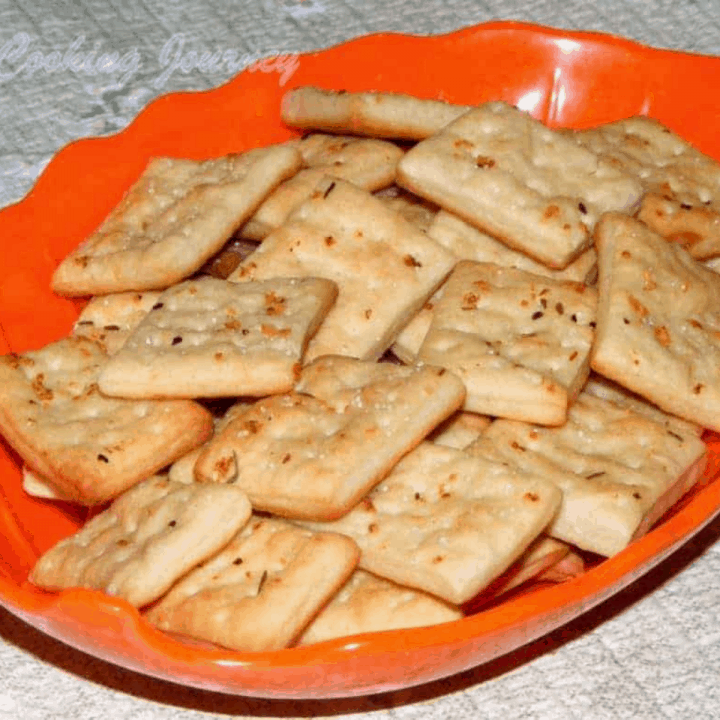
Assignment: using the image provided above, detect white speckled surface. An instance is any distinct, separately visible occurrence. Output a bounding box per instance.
[1,2,720,718]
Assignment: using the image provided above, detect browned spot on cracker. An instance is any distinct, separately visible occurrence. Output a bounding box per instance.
[693,383,705,394]
[31,373,53,402]
[628,295,649,318]
[654,326,671,347]
[224,319,243,330]
[260,324,291,337]
[362,498,376,512]
[524,492,539,502]
[673,231,703,247]
[543,204,560,220]
[403,254,422,268]
[324,235,336,247]
[462,292,479,310]
[475,155,495,169]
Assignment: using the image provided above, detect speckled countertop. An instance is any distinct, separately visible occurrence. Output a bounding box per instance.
[0,2,719,718]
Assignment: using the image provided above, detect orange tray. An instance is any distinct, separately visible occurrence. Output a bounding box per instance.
[1,20,720,699]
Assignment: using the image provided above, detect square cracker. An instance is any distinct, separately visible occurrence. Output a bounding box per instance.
[417,260,598,425]
[228,178,456,362]
[428,210,598,283]
[72,290,162,355]
[241,134,403,240]
[0,337,213,505]
[397,101,642,269]
[297,569,462,646]
[467,392,707,556]
[591,213,720,431]
[300,441,561,605]
[145,515,360,652]
[30,475,252,607]
[194,355,466,520]
[390,209,598,363]
[51,145,302,296]
[97,276,338,399]
[281,86,472,140]
[571,116,720,259]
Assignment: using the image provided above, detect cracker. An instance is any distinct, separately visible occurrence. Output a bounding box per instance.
[229,178,456,362]
[467,535,570,605]
[301,441,561,604]
[591,213,720,431]
[467,392,707,556]
[281,86,472,140]
[22,466,68,501]
[417,260,598,425]
[428,210,598,283]
[72,290,162,355]
[98,276,338,399]
[0,337,213,505]
[391,209,598,363]
[572,116,720,259]
[538,547,586,583]
[375,186,439,232]
[297,569,462,646]
[51,145,302,296]
[429,410,491,450]
[583,374,704,438]
[199,237,259,280]
[145,515,360,652]
[167,401,254,484]
[241,134,403,240]
[30,475,252,607]
[194,356,466,520]
[397,101,642,269]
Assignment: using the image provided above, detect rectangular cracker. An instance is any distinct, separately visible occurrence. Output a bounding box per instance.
[229,178,456,362]
[297,569,462,646]
[417,260,598,425]
[281,86,472,140]
[467,392,707,556]
[429,210,598,283]
[241,134,404,239]
[51,145,302,296]
[300,441,561,605]
[30,476,252,607]
[0,337,213,505]
[398,101,642,269]
[72,290,162,355]
[145,515,360,652]
[571,116,720,259]
[194,355,466,520]
[97,276,338,399]
[591,213,720,431]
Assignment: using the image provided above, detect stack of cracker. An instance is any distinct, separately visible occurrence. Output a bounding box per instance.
[3,88,718,653]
